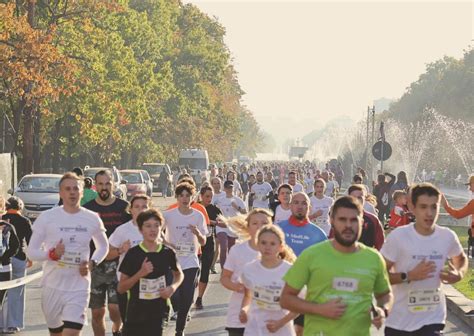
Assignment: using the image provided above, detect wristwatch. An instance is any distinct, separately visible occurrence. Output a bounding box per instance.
[401,272,409,283]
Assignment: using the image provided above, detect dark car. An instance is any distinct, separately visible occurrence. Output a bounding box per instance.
[139,170,153,197]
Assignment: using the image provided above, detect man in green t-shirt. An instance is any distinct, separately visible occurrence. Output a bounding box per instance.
[281,195,393,336]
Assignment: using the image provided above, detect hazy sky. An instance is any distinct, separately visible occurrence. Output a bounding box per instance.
[187,1,473,144]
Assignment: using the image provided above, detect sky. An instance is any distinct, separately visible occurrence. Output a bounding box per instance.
[186,1,473,145]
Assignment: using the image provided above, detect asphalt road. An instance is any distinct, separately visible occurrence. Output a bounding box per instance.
[7,194,474,335]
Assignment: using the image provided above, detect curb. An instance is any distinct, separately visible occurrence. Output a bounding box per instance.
[445,284,474,329]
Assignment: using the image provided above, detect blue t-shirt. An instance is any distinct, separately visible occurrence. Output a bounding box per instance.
[278,219,327,256]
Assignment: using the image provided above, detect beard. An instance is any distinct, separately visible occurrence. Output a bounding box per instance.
[99,189,111,201]
[293,213,305,220]
[334,228,358,247]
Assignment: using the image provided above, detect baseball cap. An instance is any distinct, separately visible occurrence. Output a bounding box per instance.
[224,180,234,189]
[465,175,474,186]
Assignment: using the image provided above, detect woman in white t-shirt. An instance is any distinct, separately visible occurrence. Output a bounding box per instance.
[220,209,273,336]
[309,178,334,235]
[240,225,297,336]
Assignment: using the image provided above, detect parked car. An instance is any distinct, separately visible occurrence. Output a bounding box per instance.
[142,163,173,196]
[120,170,148,200]
[83,166,127,199]
[9,174,62,221]
[139,170,153,197]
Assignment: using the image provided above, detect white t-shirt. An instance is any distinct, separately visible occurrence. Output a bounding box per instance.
[274,205,291,225]
[241,260,295,336]
[109,220,144,279]
[212,191,226,205]
[309,195,334,235]
[325,180,336,197]
[232,180,243,196]
[215,196,247,237]
[223,241,260,328]
[290,183,304,193]
[251,182,273,209]
[163,208,208,270]
[380,224,463,331]
[26,206,108,292]
[304,178,314,194]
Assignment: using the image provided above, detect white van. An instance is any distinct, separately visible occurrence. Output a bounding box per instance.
[178,149,210,186]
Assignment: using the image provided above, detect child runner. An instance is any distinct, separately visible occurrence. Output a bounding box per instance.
[220,209,273,336]
[240,225,298,336]
[118,209,184,336]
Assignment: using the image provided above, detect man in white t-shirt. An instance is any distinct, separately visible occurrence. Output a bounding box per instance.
[250,172,273,209]
[309,178,334,235]
[288,171,304,193]
[27,172,109,336]
[304,172,315,197]
[381,183,468,335]
[163,182,208,336]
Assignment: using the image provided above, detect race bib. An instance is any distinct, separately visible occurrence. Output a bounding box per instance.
[332,277,359,292]
[139,276,167,300]
[253,285,282,311]
[408,288,441,313]
[57,250,82,268]
[175,242,196,257]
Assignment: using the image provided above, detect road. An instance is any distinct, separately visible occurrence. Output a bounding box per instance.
[8,194,474,335]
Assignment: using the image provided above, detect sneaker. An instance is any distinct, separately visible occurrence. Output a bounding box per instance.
[195,297,203,310]
[170,311,178,321]
[210,267,218,274]
[112,330,122,336]
[4,328,20,334]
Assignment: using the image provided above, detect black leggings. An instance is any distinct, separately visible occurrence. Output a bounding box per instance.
[171,267,199,333]
[0,271,11,308]
[123,318,165,336]
[200,236,215,284]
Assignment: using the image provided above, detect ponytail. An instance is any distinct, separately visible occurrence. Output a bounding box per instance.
[257,224,296,263]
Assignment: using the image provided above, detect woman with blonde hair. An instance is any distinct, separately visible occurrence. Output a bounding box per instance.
[239,224,297,335]
[220,209,273,336]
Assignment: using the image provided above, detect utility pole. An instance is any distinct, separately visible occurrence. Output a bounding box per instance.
[365,106,370,171]
[380,121,385,172]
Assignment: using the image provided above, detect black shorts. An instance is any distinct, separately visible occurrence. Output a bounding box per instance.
[294,314,304,327]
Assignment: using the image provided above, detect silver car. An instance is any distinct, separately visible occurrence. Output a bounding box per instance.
[9,174,62,221]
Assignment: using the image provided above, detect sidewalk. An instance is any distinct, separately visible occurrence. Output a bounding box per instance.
[445,285,474,329]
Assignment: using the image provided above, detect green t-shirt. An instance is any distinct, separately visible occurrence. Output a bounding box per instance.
[81,188,98,206]
[283,240,391,336]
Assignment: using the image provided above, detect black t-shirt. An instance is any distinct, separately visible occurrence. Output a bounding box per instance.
[205,203,222,236]
[119,244,178,323]
[2,213,32,261]
[83,198,131,237]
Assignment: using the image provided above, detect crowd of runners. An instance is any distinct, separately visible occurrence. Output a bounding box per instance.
[0,161,472,336]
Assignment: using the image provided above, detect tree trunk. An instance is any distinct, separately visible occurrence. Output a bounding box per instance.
[22,106,33,175]
[33,107,41,172]
[52,119,61,173]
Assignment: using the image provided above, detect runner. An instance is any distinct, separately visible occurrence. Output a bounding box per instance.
[83,170,131,336]
[239,225,298,336]
[118,209,184,336]
[373,172,396,224]
[309,178,334,235]
[238,166,250,202]
[211,177,225,205]
[214,180,247,269]
[0,219,19,308]
[107,195,151,320]
[277,192,327,335]
[288,171,304,193]
[278,192,327,257]
[303,172,314,197]
[381,183,468,335]
[270,184,293,225]
[227,171,243,198]
[195,186,221,310]
[220,209,273,336]
[250,172,273,209]
[27,172,109,336]
[280,196,393,336]
[163,182,208,336]
[341,184,385,250]
[388,190,411,229]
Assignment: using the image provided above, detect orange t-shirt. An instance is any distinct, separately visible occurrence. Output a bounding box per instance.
[167,202,211,225]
